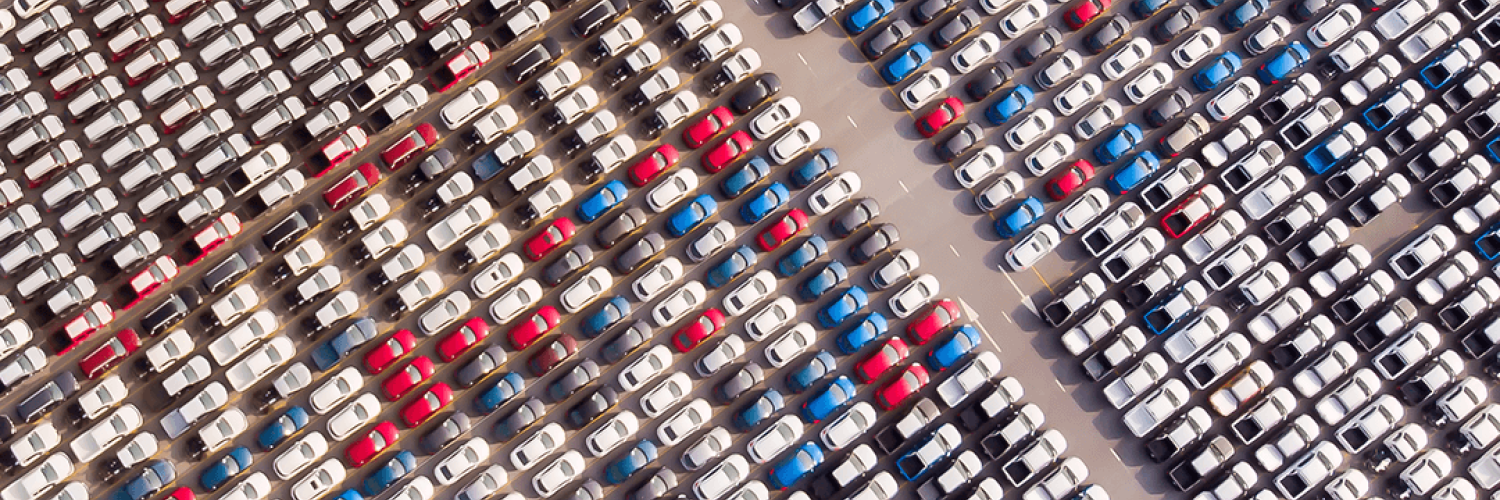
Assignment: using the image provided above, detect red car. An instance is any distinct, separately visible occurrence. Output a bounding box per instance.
[875,365,930,410]
[60,301,114,354]
[628,144,681,187]
[757,209,809,251]
[683,106,734,149]
[527,335,578,376]
[379,123,439,169]
[400,383,453,427]
[916,97,964,138]
[1161,185,1224,238]
[524,218,576,261]
[308,126,369,177]
[855,338,909,383]
[323,163,380,210]
[431,42,491,92]
[670,309,727,353]
[907,300,960,345]
[122,255,179,309]
[184,213,242,265]
[345,421,398,467]
[702,130,753,173]
[1045,160,1095,201]
[381,356,434,401]
[506,306,560,351]
[164,488,195,500]
[80,329,140,379]
[1063,0,1109,29]
[438,317,491,362]
[364,329,416,375]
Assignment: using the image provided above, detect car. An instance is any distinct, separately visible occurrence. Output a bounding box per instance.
[950,32,1000,75]
[1256,42,1310,85]
[1125,63,1172,105]
[113,460,173,500]
[1151,5,1198,43]
[879,43,932,85]
[1095,124,1144,164]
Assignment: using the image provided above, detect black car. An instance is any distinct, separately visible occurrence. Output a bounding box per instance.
[474,0,514,23]
[851,224,899,264]
[507,37,563,83]
[1015,27,1062,66]
[494,398,545,440]
[543,245,594,286]
[1146,88,1192,128]
[931,9,980,49]
[547,360,600,402]
[202,246,261,295]
[600,321,650,364]
[140,288,201,337]
[912,0,959,24]
[964,63,1015,101]
[729,73,781,114]
[565,386,619,429]
[571,0,626,38]
[613,232,666,273]
[16,373,74,424]
[1150,6,1198,43]
[862,20,914,60]
[1289,0,1328,21]
[936,123,982,161]
[456,346,508,388]
[1084,15,1131,54]
[596,207,646,249]
[830,198,880,238]
[420,413,471,455]
[263,204,322,252]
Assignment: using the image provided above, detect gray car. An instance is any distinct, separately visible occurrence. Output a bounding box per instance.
[831,198,880,238]
[596,207,646,249]
[716,363,764,403]
[862,20,913,60]
[456,346,507,388]
[852,224,900,264]
[629,469,677,500]
[420,412,471,454]
[600,321,651,364]
[547,360,600,402]
[543,245,595,286]
[494,398,544,440]
[613,232,666,273]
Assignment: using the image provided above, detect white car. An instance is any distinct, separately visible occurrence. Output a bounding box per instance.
[997,0,1045,33]
[1025,134,1075,176]
[652,281,707,327]
[418,291,471,335]
[1124,379,1188,437]
[162,382,229,438]
[619,345,672,392]
[1006,224,1060,271]
[534,451,584,497]
[470,254,524,298]
[457,466,507,500]
[1124,63,1172,104]
[1006,109,1055,151]
[290,460,344,500]
[490,278,543,322]
[1390,224,1456,279]
[435,438,487,485]
[955,146,1003,189]
[641,372,691,417]
[747,298,795,341]
[950,32,999,74]
[765,323,815,367]
[1309,4,1361,48]
[808,171,860,214]
[748,415,803,464]
[2,453,71,500]
[308,367,362,415]
[683,427,733,471]
[723,270,775,316]
[634,258,685,302]
[4,424,57,469]
[226,336,294,392]
[1102,38,1151,81]
[648,169,699,212]
[748,97,801,139]
[658,399,712,446]
[694,454,750,500]
[1172,27,1222,68]
[900,69,950,110]
[769,121,820,164]
[1056,188,1109,234]
[688,221,734,262]
[1207,78,1261,121]
[560,267,611,314]
[1072,99,1122,139]
[1080,202,1145,257]
[510,423,563,471]
[587,412,639,457]
[695,334,746,377]
[326,393,379,441]
[440,81,500,129]
[1033,49,1081,89]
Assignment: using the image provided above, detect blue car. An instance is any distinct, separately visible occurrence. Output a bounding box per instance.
[1094,123,1144,164]
[605,440,658,485]
[707,246,758,288]
[788,148,838,188]
[1256,42,1309,85]
[844,0,895,35]
[1132,0,1168,17]
[927,325,980,370]
[1421,44,1475,89]
[1144,286,1194,334]
[575,180,628,222]
[200,447,252,491]
[475,372,525,413]
[787,351,837,393]
[1220,0,1267,31]
[879,42,932,84]
[1107,152,1161,194]
[741,182,791,223]
[798,261,848,301]
[985,85,1035,125]
[995,197,1045,238]
[1303,131,1361,175]
[112,460,175,500]
[666,194,717,237]
[801,376,856,422]
[817,286,868,328]
[836,312,888,354]
[1488,137,1500,163]
[776,235,828,277]
[768,443,825,489]
[721,156,771,197]
[258,406,309,450]
[331,491,364,500]
[583,297,630,337]
[1477,222,1500,260]
[1192,53,1242,91]
[734,389,784,431]
[896,434,953,480]
[311,317,377,371]
[363,451,416,496]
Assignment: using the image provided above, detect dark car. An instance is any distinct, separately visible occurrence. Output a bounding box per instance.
[566,386,619,429]
[600,321,650,364]
[16,373,75,424]
[406,148,456,188]
[547,359,600,402]
[1146,88,1192,127]
[1084,15,1130,53]
[613,232,666,273]
[1290,0,1327,21]
[1015,27,1062,66]
[201,246,262,294]
[542,245,594,286]
[964,63,1015,101]
[140,288,201,337]
[730,74,782,114]
[851,224,899,264]
[716,363,764,403]
[494,397,545,440]
[507,37,563,83]
[419,413,471,454]
[831,198,880,238]
[571,0,625,38]
[1150,5,1197,43]
[596,207,647,249]
[913,0,959,24]
[263,204,322,252]
[862,20,914,60]
[456,345,508,388]
[527,335,578,376]
[931,9,980,49]
[936,123,982,161]
[115,460,174,500]
[630,470,677,500]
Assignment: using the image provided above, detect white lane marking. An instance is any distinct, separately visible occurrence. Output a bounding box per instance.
[846,115,858,128]
[898,180,909,192]
[1054,380,1067,392]
[957,298,979,319]
[1110,449,1124,465]
[1002,272,1038,317]
[949,245,960,257]
[1000,311,1014,324]
[797,53,809,66]
[972,320,999,353]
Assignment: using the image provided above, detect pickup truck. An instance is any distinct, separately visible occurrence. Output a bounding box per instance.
[1145,407,1211,463]
[936,352,1001,408]
[1042,273,1106,327]
[959,376,1025,431]
[1168,436,1234,491]
[981,403,1044,459]
[1123,256,1188,308]
[829,444,877,488]
[874,397,941,454]
[896,424,961,480]
[917,450,982,500]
